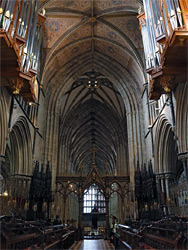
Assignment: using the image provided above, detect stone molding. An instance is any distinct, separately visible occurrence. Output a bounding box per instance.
[178,152,188,161]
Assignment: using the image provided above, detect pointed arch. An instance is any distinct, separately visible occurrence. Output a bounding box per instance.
[4,116,33,176]
[0,89,9,159]
[154,115,179,174]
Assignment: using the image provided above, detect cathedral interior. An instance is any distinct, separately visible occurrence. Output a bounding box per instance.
[0,0,188,249]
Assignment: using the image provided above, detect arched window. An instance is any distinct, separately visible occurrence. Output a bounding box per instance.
[83,184,106,213]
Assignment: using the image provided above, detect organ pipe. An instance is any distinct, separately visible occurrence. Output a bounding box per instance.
[141,0,185,71]
[0,0,45,103]
[139,0,187,100]
[25,0,39,71]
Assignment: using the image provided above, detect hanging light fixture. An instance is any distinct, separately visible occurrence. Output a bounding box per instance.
[86,70,100,89]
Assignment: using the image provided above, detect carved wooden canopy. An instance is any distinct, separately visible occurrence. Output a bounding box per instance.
[56,164,129,200]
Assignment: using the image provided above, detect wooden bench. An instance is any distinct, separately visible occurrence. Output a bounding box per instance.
[113,220,188,250]
[0,219,77,250]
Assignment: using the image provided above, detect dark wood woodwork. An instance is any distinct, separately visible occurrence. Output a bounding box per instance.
[0,217,77,250]
[135,160,158,221]
[156,33,167,45]
[27,161,52,221]
[138,2,188,100]
[179,0,188,30]
[0,1,45,103]
[150,29,188,100]
[146,66,154,75]
[0,30,18,67]
[14,34,26,48]
[0,28,37,102]
[56,165,129,240]
[113,219,188,250]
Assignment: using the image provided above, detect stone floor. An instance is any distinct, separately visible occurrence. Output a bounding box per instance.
[69,239,114,250]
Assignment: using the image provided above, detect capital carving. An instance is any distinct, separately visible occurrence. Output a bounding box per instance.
[164,173,175,179]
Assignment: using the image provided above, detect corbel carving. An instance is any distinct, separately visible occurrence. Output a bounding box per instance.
[160,75,174,92]
[139,18,146,26]
[12,78,23,94]
[137,12,146,28]
[149,79,155,93]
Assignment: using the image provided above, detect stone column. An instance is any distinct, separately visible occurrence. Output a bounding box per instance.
[78,185,83,240]
[63,195,66,225]
[105,198,110,239]
[0,155,5,169]
[124,195,129,219]
[78,198,82,239]
[165,174,171,214]
[160,176,166,214]
[104,184,110,239]
[156,175,161,204]
[178,152,188,194]
[66,196,69,223]
[121,197,125,223]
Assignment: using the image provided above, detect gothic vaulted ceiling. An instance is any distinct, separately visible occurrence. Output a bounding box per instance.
[40,0,144,174]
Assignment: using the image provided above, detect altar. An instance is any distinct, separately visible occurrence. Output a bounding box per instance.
[82,212,106,238]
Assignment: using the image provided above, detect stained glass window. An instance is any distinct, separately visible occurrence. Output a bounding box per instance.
[83,184,106,213]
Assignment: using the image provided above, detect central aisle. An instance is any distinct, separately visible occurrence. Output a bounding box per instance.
[69,239,114,250]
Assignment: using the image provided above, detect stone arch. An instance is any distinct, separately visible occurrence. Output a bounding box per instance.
[43,55,145,190]
[154,115,180,175]
[4,116,33,176]
[0,90,9,159]
[175,83,188,153]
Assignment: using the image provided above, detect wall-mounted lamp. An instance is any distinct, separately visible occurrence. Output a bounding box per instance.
[3,191,8,196]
